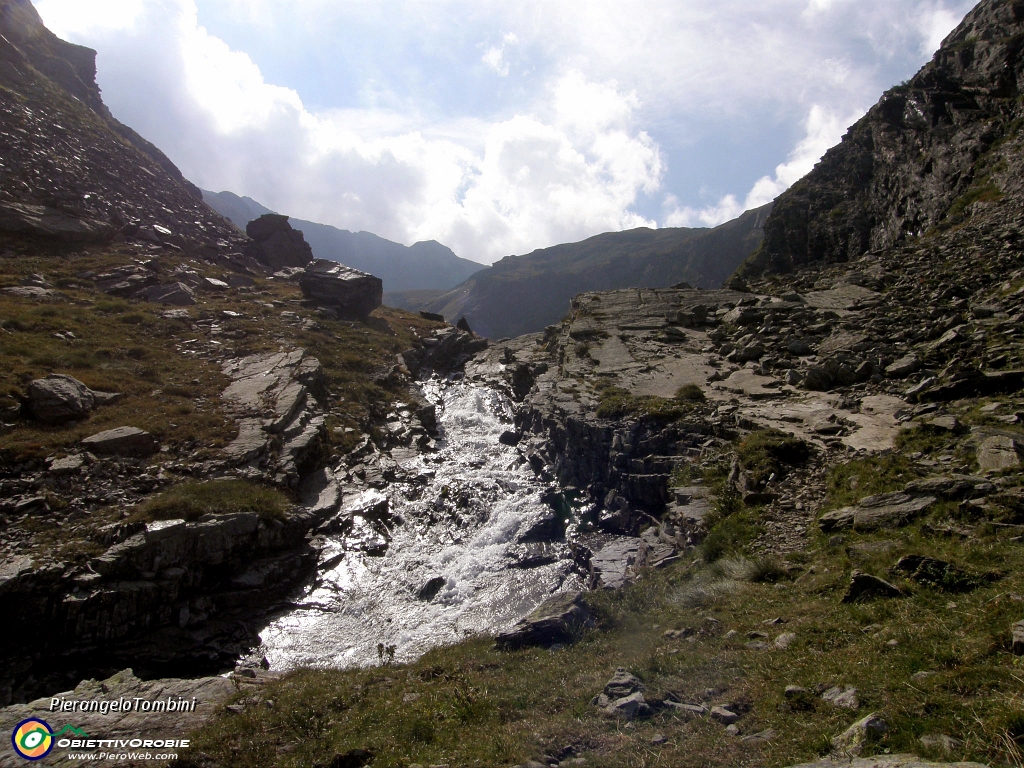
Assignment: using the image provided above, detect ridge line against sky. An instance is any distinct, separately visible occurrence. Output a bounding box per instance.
[36,0,974,264]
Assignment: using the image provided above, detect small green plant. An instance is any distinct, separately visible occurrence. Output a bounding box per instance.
[737,429,809,485]
[133,479,290,522]
[377,642,397,666]
[674,383,705,402]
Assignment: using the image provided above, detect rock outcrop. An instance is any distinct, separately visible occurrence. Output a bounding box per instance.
[299,259,383,319]
[741,0,1024,277]
[244,214,314,271]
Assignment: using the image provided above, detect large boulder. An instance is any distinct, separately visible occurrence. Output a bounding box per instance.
[27,374,94,424]
[81,426,159,456]
[299,259,383,319]
[246,214,313,271]
[494,591,593,649]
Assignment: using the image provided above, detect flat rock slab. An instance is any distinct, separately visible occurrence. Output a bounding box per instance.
[81,427,158,456]
[0,668,277,768]
[804,284,879,312]
[785,756,988,768]
[819,494,936,532]
[590,538,642,589]
[977,435,1020,472]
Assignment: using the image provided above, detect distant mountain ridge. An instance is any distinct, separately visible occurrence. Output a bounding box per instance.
[202,190,486,293]
[395,203,772,339]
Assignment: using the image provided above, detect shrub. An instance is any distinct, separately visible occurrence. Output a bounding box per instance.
[737,429,809,485]
[674,383,705,402]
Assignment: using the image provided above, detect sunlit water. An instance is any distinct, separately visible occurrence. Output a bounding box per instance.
[254,379,582,670]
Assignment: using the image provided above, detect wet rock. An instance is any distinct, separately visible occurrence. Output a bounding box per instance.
[299,259,383,319]
[417,576,447,602]
[135,281,196,306]
[830,713,888,757]
[27,374,95,424]
[977,435,1020,472]
[842,571,903,603]
[818,493,936,532]
[246,214,314,271]
[495,592,593,650]
[81,426,158,456]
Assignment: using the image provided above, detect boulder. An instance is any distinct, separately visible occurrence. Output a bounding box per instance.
[135,282,196,306]
[27,374,95,424]
[818,493,936,532]
[841,571,903,603]
[494,591,593,649]
[821,686,860,710]
[885,354,920,379]
[81,426,158,456]
[246,214,313,271]
[299,260,383,319]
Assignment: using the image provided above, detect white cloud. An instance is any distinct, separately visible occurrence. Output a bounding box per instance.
[665,103,864,227]
[34,0,979,261]
[481,32,518,77]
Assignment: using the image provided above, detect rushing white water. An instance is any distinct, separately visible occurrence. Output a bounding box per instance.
[255,379,582,670]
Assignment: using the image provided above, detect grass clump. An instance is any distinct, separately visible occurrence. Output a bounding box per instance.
[133,479,291,523]
[595,386,686,421]
[674,383,705,402]
[737,429,809,486]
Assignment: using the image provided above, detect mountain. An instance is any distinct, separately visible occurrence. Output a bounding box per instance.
[202,189,486,292]
[740,0,1024,277]
[399,203,771,339]
[0,0,243,252]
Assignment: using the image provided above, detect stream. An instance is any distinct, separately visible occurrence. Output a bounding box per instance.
[253,378,585,670]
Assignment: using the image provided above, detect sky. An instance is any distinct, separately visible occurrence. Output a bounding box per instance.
[35,0,977,264]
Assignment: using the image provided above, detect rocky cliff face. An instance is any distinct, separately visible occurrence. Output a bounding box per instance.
[741,0,1024,276]
[0,0,243,253]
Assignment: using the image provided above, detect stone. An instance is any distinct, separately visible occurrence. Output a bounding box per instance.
[495,592,593,649]
[977,435,1019,472]
[603,668,645,699]
[784,755,987,768]
[774,632,798,650]
[918,733,962,752]
[299,259,383,319]
[663,702,707,718]
[246,214,314,271]
[48,454,84,474]
[81,426,158,456]
[885,354,921,379]
[605,691,650,719]
[819,493,936,532]
[821,686,860,710]
[830,713,888,757]
[893,555,979,591]
[841,571,903,603]
[419,310,445,322]
[27,374,95,424]
[741,729,778,743]
[417,576,447,602]
[1012,620,1024,655]
[135,281,196,306]
[225,274,256,289]
[710,706,740,725]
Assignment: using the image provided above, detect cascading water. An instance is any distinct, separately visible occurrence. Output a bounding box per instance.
[254,378,583,670]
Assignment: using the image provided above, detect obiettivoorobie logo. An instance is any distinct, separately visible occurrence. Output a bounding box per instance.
[11,719,89,761]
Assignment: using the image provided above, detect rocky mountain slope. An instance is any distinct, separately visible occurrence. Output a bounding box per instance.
[398,203,771,339]
[202,189,486,292]
[740,0,1024,276]
[0,0,245,254]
